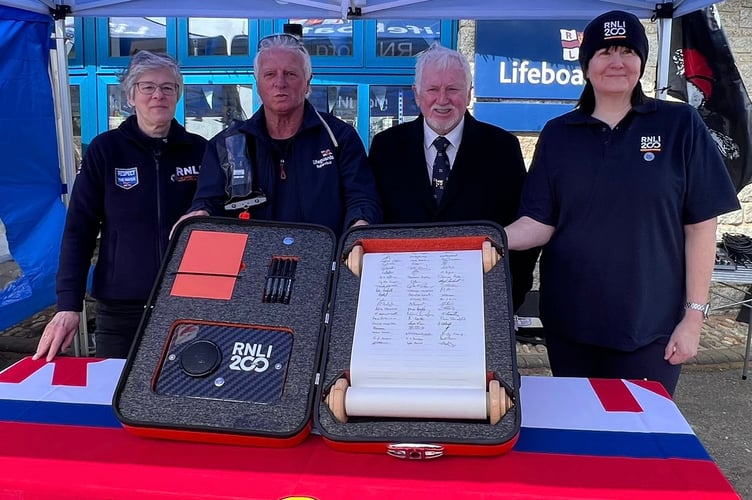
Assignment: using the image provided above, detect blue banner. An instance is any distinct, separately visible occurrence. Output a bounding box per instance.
[474,20,589,99]
[0,6,64,329]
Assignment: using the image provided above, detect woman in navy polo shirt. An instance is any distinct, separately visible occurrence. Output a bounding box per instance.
[505,10,740,395]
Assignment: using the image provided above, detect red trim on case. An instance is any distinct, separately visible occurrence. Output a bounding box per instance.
[358,236,489,253]
[122,421,312,448]
[322,431,519,457]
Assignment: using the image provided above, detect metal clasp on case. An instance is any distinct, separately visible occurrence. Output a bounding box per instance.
[387,443,444,460]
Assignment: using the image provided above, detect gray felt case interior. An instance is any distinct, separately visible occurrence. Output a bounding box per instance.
[315,222,520,447]
[114,217,335,439]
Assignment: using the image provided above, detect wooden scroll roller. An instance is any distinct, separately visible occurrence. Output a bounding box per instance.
[481,240,501,273]
[325,377,513,425]
[345,244,364,277]
[345,241,501,277]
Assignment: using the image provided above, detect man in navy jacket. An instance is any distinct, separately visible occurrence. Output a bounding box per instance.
[182,34,381,237]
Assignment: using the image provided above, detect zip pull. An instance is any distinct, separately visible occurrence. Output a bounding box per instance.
[279,158,287,180]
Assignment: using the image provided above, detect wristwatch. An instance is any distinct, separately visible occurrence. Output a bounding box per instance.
[685,302,710,319]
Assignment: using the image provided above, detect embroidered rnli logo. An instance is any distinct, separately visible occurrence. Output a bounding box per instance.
[602,20,627,41]
[171,165,200,182]
[313,149,334,169]
[640,135,661,161]
[115,167,138,189]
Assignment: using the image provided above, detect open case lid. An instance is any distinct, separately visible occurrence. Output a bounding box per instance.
[113,217,336,445]
[314,222,521,456]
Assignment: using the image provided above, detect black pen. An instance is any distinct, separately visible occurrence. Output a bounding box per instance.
[264,260,274,302]
[269,257,280,302]
[273,258,287,302]
[280,258,290,304]
[284,258,297,304]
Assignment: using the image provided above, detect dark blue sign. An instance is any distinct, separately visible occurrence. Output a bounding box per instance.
[475,102,576,133]
[474,20,589,99]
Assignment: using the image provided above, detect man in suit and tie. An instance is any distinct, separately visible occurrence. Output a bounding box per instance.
[368,43,539,312]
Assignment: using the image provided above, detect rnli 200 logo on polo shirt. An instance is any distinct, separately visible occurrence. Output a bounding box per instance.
[640,135,662,162]
[115,167,139,189]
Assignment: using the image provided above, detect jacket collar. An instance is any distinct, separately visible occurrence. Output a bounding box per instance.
[119,115,194,144]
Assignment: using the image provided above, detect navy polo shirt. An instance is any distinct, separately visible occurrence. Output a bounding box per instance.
[520,98,740,351]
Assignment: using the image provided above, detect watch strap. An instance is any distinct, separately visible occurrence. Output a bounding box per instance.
[685,301,710,319]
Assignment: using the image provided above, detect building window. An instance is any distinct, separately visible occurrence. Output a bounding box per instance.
[310,85,358,128]
[369,85,419,140]
[108,17,167,57]
[184,84,254,139]
[375,19,441,57]
[187,18,249,57]
[70,85,82,169]
[293,19,354,57]
[107,83,132,129]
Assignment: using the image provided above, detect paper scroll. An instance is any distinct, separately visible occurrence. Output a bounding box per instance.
[348,249,487,419]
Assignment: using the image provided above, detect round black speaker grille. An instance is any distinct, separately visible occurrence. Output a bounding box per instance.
[179,340,221,378]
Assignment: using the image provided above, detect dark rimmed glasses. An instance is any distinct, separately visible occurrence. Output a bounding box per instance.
[135,82,180,97]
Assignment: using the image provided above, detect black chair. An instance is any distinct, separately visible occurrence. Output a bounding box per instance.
[230,35,248,56]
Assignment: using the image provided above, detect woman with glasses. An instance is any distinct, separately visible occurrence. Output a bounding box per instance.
[34,51,207,361]
[179,33,381,237]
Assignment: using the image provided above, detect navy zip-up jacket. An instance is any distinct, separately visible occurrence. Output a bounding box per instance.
[190,101,381,236]
[56,116,206,311]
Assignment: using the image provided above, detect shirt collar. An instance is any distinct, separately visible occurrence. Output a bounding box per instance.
[564,97,658,126]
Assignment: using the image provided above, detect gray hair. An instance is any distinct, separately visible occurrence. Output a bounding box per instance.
[414,42,472,93]
[254,34,313,84]
[120,51,183,101]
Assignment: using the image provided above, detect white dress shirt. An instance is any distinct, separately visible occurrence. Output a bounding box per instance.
[423,118,465,182]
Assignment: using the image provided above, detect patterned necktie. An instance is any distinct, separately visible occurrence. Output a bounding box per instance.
[432,136,450,203]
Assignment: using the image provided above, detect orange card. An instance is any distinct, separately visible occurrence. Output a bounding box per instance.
[171,230,248,300]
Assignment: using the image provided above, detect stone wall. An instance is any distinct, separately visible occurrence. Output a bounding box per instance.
[459,1,752,239]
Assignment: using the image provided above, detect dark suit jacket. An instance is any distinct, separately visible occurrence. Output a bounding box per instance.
[369,112,540,311]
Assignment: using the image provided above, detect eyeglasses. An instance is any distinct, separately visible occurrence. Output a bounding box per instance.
[135,82,179,96]
[257,33,305,51]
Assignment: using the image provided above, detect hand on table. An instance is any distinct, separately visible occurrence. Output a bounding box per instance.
[33,311,80,362]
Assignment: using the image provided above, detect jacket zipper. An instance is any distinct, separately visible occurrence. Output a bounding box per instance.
[154,149,165,259]
[279,158,287,180]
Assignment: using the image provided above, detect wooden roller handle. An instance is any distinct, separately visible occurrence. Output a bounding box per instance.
[482,240,502,273]
[325,377,513,425]
[487,379,514,425]
[326,378,350,423]
[345,244,364,277]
